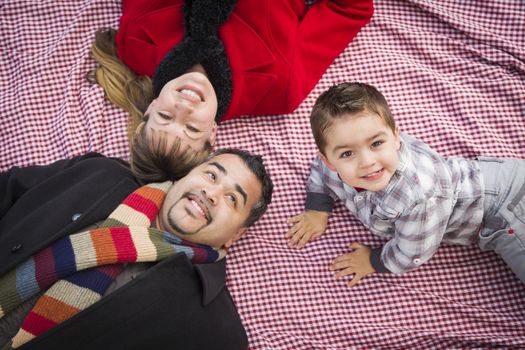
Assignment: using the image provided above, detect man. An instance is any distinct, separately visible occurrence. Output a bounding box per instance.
[0,149,272,349]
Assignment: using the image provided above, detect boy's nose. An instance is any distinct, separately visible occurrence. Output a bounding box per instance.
[358,152,376,168]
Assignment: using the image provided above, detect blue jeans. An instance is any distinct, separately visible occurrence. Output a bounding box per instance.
[478,156,525,285]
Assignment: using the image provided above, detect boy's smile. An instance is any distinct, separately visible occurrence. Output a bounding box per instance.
[320,111,401,192]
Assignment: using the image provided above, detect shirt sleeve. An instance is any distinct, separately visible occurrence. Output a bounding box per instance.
[378,196,453,274]
[0,153,105,220]
[295,0,374,97]
[305,155,337,212]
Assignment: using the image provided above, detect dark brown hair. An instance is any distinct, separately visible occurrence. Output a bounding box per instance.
[310,82,396,155]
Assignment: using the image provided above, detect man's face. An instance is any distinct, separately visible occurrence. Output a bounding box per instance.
[321,112,401,192]
[158,153,262,249]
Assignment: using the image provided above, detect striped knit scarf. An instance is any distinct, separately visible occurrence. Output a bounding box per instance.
[0,182,225,349]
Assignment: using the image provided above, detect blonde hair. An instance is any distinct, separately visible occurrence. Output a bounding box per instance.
[89,28,154,142]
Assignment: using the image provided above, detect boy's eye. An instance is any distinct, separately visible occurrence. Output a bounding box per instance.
[371,140,384,148]
[340,151,354,158]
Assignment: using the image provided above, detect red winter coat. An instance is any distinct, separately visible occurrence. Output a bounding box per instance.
[116,0,374,120]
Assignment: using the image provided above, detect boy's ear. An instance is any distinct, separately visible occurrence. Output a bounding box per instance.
[319,152,337,172]
[394,127,401,151]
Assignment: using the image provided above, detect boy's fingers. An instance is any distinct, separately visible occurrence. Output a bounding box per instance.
[332,253,352,265]
[287,214,302,224]
[288,230,304,246]
[347,274,362,287]
[349,242,362,250]
[296,233,312,249]
[335,267,355,278]
[286,221,303,237]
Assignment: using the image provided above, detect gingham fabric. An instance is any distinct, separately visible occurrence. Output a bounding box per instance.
[306,133,485,275]
[1,0,524,349]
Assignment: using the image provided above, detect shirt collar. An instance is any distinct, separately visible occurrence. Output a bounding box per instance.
[380,133,409,194]
[195,258,227,306]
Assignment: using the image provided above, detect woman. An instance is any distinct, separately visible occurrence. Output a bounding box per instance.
[92,0,374,180]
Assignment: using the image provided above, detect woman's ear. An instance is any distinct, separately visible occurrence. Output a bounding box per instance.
[208,122,218,147]
[319,152,337,172]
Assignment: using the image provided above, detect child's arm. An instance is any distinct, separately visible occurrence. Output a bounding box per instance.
[287,155,338,249]
[287,210,329,249]
[375,197,453,274]
[330,242,375,287]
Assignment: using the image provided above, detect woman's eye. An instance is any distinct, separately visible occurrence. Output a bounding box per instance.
[187,125,200,133]
[341,151,353,158]
[205,171,216,181]
[158,112,171,120]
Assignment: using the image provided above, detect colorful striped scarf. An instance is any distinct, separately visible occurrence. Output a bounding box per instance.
[0,182,225,349]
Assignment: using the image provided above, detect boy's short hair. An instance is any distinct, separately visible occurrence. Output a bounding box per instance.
[310,82,396,155]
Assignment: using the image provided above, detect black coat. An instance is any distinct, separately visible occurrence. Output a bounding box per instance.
[0,154,248,349]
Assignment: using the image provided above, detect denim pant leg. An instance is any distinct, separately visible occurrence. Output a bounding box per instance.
[478,157,525,285]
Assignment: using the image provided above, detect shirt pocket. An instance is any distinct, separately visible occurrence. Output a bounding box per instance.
[370,206,398,237]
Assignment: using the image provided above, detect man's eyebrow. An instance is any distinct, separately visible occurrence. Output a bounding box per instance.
[209,162,226,174]
[235,184,248,207]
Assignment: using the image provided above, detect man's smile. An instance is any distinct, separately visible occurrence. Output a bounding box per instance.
[184,193,211,223]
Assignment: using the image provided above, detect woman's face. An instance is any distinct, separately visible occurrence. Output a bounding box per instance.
[144,71,218,152]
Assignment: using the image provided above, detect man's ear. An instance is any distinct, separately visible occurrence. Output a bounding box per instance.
[319,152,337,172]
[224,227,247,249]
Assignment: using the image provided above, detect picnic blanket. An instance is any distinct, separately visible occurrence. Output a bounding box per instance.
[1,0,524,348]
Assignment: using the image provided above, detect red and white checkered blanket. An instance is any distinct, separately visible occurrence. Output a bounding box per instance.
[1,0,524,348]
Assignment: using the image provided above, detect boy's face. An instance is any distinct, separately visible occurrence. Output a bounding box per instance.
[320,112,401,192]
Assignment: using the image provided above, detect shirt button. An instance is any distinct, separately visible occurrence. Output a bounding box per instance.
[71,213,82,221]
[356,195,363,201]
[11,243,23,252]
[413,258,421,265]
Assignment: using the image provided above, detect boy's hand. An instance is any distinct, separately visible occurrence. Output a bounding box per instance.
[287,210,329,249]
[330,243,375,287]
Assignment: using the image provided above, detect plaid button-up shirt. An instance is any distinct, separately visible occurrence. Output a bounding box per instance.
[306,133,485,274]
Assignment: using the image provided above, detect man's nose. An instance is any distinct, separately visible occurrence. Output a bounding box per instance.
[201,187,219,206]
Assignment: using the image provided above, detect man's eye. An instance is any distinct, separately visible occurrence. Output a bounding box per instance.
[227,194,237,206]
[340,151,353,158]
[205,171,216,181]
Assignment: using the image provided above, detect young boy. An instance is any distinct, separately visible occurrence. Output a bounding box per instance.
[287,82,525,287]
